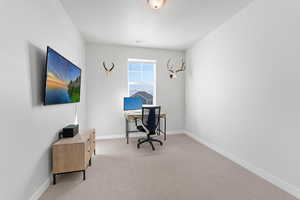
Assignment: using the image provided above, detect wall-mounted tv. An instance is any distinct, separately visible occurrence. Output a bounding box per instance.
[44,47,81,105]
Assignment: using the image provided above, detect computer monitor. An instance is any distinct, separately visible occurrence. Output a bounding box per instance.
[123,97,143,111]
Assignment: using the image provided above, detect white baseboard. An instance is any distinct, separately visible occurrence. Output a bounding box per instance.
[96,129,185,140]
[183,130,300,199]
[29,176,50,200]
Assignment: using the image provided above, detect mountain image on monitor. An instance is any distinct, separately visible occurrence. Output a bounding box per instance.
[131,91,153,104]
[44,47,81,105]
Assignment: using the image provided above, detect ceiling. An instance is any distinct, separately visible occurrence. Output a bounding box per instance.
[61,0,253,50]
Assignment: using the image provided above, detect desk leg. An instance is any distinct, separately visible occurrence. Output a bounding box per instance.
[126,119,129,144]
[164,117,167,141]
[158,119,161,136]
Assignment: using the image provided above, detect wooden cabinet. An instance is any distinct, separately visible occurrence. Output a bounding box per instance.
[52,129,96,184]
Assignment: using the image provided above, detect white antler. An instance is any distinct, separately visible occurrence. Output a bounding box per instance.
[166,58,186,79]
[167,59,174,73]
[175,58,185,73]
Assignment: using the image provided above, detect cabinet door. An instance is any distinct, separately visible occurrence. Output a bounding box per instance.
[53,143,85,174]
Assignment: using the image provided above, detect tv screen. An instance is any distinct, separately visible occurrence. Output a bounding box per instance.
[44,47,81,105]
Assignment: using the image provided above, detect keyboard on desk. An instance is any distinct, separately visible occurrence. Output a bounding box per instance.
[128,110,142,115]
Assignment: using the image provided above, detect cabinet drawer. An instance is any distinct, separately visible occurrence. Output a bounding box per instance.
[52,143,85,174]
[92,130,96,153]
[85,139,91,167]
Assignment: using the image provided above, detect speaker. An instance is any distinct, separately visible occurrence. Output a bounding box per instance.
[59,124,79,138]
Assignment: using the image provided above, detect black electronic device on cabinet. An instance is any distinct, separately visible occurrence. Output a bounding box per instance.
[59,124,79,138]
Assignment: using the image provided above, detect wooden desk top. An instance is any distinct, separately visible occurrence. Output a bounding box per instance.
[53,129,95,146]
[124,111,166,120]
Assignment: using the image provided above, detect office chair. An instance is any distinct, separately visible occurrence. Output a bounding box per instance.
[136,106,163,151]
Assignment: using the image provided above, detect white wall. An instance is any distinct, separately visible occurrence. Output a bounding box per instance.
[86,44,185,137]
[186,0,300,197]
[0,1,86,199]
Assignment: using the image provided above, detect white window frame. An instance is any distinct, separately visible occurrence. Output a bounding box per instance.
[127,58,157,105]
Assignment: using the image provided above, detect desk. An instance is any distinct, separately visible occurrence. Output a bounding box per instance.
[124,111,167,144]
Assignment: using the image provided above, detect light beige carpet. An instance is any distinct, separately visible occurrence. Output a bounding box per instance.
[40,134,298,200]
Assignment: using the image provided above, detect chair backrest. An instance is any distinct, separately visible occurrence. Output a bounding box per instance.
[142,106,161,134]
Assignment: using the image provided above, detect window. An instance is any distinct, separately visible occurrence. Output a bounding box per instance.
[128,59,156,105]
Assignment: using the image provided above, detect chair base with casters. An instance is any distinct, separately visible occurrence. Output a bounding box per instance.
[137,134,163,151]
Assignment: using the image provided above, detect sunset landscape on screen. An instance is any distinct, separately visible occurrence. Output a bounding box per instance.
[44,47,81,105]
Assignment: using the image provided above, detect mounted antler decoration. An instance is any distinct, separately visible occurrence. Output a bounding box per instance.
[167,58,186,79]
[102,61,115,72]
[102,61,115,77]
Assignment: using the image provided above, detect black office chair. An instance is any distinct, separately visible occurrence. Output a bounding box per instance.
[136,106,163,151]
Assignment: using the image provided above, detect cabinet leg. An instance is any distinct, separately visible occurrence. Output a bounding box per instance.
[164,117,167,141]
[94,149,96,155]
[89,158,92,166]
[83,170,86,181]
[158,120,161,135]
[53,174,56,185]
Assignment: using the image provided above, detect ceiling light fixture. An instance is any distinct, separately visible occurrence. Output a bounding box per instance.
[147,0,165,10]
